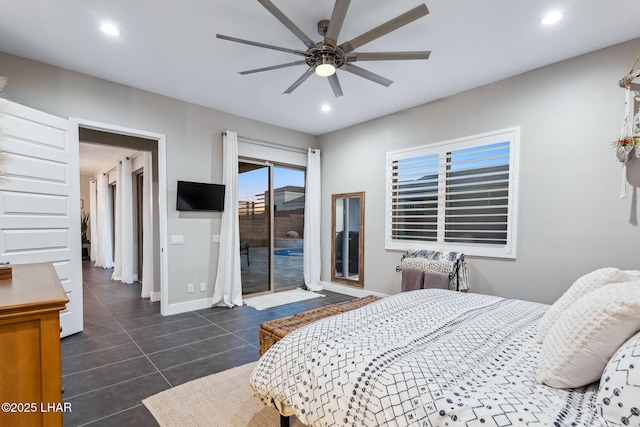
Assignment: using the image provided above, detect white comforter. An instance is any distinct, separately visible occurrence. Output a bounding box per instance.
[250,290,602,426]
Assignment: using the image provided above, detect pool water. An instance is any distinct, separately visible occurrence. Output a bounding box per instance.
[274,248,303,256]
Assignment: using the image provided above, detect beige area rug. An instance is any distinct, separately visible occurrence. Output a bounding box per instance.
[142,362,305,427]
[244,288,324,310]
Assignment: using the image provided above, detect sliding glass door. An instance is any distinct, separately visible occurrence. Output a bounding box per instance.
[238,162,270,295]
[238,161,305,295]
[273,166,305,291]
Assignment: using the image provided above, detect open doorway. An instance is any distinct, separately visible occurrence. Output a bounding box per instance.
[75,121,168,314]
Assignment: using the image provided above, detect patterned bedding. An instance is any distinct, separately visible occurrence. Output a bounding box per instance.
[250,289,604,426]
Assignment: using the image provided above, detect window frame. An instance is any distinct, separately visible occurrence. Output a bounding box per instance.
[385,126,520,259]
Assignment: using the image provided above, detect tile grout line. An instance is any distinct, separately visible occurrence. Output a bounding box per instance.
[62,353,146,378]
[158,343,256,373]
[63,371,159,400]
[75,403,147,427]
[70,266,352,425]
[62,341,132,362]
[78,280,174,390]
[143,332,235,356]
[192,310,260,349]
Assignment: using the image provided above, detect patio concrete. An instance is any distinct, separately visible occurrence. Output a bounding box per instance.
[241,246,304,295]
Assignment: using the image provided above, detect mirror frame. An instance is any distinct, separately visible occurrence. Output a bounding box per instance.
[331,191,365,287]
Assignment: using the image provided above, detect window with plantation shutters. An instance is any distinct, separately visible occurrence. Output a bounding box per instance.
[386,127,520,258]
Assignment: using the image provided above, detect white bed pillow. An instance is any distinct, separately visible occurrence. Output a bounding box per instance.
[596,331,640,426]
[537,268,639,344]
[536,281,640,389]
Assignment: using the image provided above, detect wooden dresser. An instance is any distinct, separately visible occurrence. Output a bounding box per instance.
[0,263,69,427]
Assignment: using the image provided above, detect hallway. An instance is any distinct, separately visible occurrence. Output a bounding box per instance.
[61,261,354,426]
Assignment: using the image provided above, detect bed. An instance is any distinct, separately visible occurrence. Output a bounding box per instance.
[250,286,640,426]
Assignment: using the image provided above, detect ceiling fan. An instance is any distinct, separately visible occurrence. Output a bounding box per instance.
[217,0,431,97]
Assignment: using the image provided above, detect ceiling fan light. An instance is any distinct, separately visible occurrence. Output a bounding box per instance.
[316,63,336,77]
[315,56,336,77]
[100,23,121,36]
[541,11,562,25]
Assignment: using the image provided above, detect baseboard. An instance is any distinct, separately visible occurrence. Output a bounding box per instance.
[321,281,389,298]
[160,284,388,316]
[163,297,213,316]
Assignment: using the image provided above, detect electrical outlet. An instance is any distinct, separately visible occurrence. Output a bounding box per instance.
[187,283,194,293]
[200,282,206,292]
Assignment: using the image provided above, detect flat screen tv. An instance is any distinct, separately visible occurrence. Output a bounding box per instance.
[176,180,225,212]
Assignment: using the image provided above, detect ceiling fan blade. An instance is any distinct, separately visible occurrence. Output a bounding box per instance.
[217,34,306,56]
[328,74,344,97]
[239,61,306,75]
[324,0,351,48]
[346,51,431,62]
[342,63,393,87]
[257,0,316,49]
[284,67,315,94]
[340,4,429,53]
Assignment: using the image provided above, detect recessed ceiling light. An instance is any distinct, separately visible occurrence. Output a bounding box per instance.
[320,104,331,112]
[100,23,122,36]
[541,11,563,25]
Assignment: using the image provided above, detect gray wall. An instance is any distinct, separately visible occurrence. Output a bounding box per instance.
[3,38,640,308]
[0,51,315,306]
[318,38,640,304]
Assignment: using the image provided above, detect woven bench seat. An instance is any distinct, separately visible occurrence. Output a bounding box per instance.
[258,295,382,356]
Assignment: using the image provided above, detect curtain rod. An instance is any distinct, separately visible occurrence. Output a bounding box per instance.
[222,131,309,154]
[101,152,141,176]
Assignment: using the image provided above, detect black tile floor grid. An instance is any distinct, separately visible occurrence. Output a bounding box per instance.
[61,261,354,426]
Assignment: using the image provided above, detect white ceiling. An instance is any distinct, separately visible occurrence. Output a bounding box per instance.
[79,143,137,176]
[1,1,640,136]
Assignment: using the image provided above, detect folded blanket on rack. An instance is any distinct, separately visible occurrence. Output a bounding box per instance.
[402,249,469,291]
[423,271,450,289]
[401,267,424,292]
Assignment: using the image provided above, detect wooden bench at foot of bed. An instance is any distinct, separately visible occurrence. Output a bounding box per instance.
[258,295,382,356]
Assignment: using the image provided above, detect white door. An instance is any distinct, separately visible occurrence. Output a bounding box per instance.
[0,100,83,337]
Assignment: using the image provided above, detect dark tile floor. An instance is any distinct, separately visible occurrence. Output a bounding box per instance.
[61,261,355,426]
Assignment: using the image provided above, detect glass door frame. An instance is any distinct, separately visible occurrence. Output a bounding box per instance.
[272,163,306,293]
[238,159,273,296]
[238,157,306,295]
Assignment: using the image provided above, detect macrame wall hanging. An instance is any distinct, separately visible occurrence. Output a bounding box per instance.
[615,53,640,198]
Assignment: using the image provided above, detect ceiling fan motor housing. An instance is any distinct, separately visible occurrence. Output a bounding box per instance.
[306,45,346,69]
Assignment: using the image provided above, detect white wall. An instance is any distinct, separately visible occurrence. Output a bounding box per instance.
[0,51,316,309]
[318,38,640,304]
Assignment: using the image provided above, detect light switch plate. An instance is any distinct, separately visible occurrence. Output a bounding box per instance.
[171,235,184,245]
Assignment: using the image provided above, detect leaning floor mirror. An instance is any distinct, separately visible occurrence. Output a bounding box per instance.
[331,191,364,287]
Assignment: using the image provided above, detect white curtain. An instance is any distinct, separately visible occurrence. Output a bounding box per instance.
[112,158,135,284]
[212,130,243,308]
[89,179,98,261]
[303,148,323,291]
[141,152,154,298]
[111,163,122,279]
[94,173,114,268]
